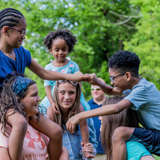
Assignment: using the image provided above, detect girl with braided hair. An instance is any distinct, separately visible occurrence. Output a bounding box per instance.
[0,7,88,159]
[47,80,95,160]
[0,75,68,160]
[0,8,88,86]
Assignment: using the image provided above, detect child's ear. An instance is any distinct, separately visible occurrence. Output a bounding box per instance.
[1,26,10,34]
[125,72,132,81]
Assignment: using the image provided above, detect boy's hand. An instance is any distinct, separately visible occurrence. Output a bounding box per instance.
[66,114,81,134]
[86,73,99,85]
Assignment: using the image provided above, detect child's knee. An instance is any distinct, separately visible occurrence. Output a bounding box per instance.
[112,126,132,143]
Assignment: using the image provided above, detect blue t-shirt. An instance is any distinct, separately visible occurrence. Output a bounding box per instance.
[0,46,31,86]
[88,99,104,154]
[124,78,160,130]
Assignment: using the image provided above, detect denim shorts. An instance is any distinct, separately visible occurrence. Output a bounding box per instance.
[130,127,160,155]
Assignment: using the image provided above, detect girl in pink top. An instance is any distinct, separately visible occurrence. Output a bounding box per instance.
[0,75,68,160]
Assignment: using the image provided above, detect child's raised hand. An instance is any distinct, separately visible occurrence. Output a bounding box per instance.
[82,142,95,159]
[6,109,27,126]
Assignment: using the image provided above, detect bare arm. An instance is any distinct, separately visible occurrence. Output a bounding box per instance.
[29,59,89,81]
[66,99,131,133]
[7,110,27,160]
[79,106,89,145]
[47,106,55,121]
[90,76,123,95]
[0,148,11,160]
[45,86,54,106]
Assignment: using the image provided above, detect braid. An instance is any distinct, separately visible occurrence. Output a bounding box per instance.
[0,8,24,29]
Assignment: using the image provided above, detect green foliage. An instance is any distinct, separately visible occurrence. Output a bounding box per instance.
[0,0,138,99]
[125,0,160,88]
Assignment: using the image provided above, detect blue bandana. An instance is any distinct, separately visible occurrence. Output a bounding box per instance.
[12,76,34,96]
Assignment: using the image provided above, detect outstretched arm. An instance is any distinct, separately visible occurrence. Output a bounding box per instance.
[66,99,131,133]
[79,106,89,145]
[29,59,89,81]
[79,110,95,159]
[88,74,123,95]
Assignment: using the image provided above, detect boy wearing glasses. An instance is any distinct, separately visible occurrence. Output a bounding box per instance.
[67,51,160,160]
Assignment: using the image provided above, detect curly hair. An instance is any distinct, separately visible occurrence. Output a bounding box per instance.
[44,29,77,53]
[0,75,35,136]
[108,51,140,77]
[53,80,81,128]
[0,8,24,30]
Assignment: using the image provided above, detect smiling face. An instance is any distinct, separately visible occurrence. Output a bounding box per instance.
[57,82,77,112]
[50,38,69,63]
[20,83,40,117]
[6,18,26,48]
[109,68,129,91]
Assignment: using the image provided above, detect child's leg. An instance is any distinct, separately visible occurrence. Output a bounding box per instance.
[29,114,63,160]
[112,126,135,160]
[59,147,69,160]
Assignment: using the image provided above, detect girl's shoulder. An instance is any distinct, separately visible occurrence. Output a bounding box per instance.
[44,62,55,69]
[67,59,79,66]
[14,46,30,54]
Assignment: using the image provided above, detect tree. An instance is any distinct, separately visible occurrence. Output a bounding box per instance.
[125,0,160,88]
[0,0,138,98]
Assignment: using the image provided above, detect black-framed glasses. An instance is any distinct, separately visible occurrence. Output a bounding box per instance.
[110,72,125,82]
[10,27,26,35]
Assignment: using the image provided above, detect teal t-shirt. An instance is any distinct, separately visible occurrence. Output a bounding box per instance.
[124,78,160,130]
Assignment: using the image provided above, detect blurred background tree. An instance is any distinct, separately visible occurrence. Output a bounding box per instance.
[1,0,157,100]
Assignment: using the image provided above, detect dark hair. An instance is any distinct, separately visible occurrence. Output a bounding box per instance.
[0,75,35,136]
[101,96,139,160]
[44,29,77,52]
[108,51,140,77]
[53,80,81,128]
[0,8,24,29]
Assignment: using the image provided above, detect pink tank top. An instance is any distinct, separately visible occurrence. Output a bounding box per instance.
[0,124,49,160]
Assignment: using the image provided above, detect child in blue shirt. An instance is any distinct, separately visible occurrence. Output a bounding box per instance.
[39,29,97,149]
[66,51,160,160]
[47,80,95,160]
[0,7,88,159]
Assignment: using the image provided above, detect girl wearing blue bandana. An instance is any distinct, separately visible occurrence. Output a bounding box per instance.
[0,75,68,160]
